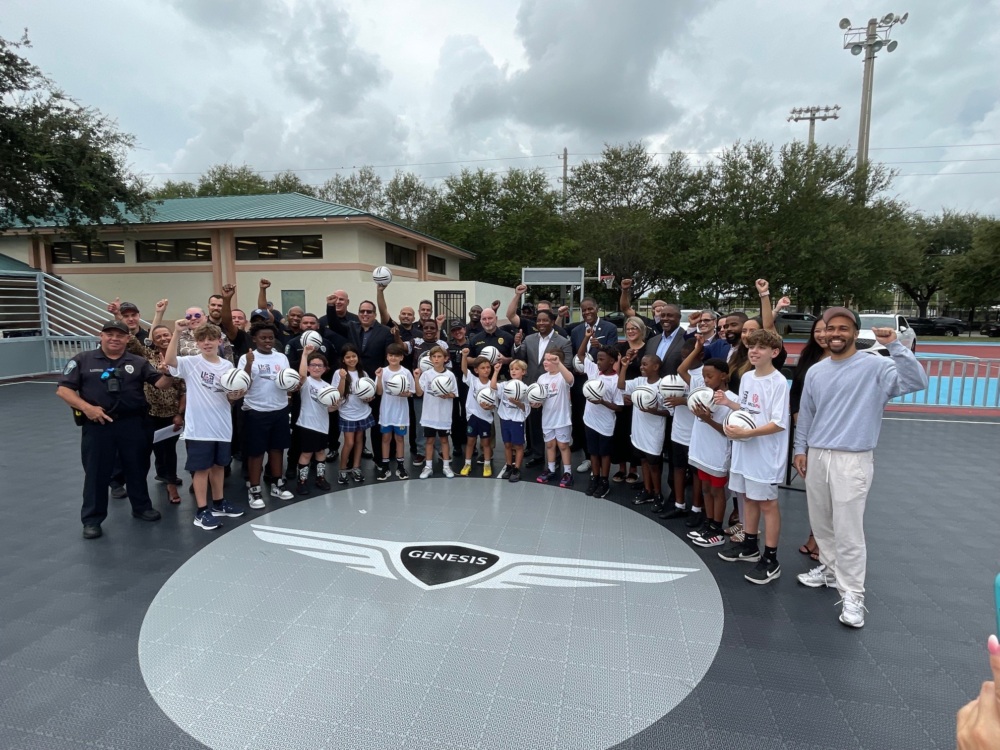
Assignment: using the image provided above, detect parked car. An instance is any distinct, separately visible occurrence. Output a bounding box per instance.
[854,329,890,356]
[773,312,818,336]
[857,314,917,352]
[981,321,1000,338]
[908,316,965,336]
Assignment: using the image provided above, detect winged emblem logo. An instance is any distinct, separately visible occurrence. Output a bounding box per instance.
[251,524,698,591]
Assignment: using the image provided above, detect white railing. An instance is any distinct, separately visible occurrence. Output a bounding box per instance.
[893,357,1000,409]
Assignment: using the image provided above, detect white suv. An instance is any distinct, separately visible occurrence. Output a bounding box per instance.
[858,314,917,352]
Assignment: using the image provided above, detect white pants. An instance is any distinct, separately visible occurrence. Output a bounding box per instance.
[805,448,874,596]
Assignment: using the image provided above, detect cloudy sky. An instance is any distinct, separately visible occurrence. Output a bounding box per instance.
[6,0,999,216]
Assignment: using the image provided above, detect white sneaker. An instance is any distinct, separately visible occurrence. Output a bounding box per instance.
[838,592,867,628]
[419,465,433,480]
[797,564,836,589]
[248,486,265,510]
[442,465,455,478]
[576,459,591,473]
[270,481,294,501]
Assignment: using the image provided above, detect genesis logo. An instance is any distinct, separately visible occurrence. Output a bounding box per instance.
[251,524,697,591]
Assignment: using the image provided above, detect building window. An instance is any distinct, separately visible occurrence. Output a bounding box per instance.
[236,235,323,261]
[51,240,125,264]
[427,254,447,275]
[136,239,212,263]
[385,242,417,269]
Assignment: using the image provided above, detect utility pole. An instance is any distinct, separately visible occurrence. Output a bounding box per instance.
[788,105,841,144]
[558,147,569,205]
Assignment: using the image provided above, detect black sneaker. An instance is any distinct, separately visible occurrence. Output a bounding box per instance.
[745,558,781,584]
[594,478,611,499]
[315,477,331,491]
[395,466,409,480]
[632,489,653,505]
[412,454,425,466]
[297,480,309,496]
[684,511,705,528]
[508,468,521,483]
[352,468,365,484]
[110,484,127,499]
[650,500,667,513]
[718,541,761,563]
[375,464,390,482]
[691,529,726,548]
[338,472,350,486]
[585,476,599,496]
[658,506,688,520]
[686,521,711,540]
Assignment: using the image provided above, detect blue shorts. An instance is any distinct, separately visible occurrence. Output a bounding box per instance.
[500,418,525,446]
[585,425,612,457]
[380,424,407,436]
[244,407,291,456]
[467,414,493,439]
[185,440,232,472]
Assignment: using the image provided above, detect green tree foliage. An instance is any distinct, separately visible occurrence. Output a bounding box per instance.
[383,170,438,231]
[317,165,386,213]
[0,33,149,233]
[945,219,1000,311]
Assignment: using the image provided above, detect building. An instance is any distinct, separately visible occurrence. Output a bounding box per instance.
[0,193,513,323]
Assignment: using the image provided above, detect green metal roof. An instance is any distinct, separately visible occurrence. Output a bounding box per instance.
[138,193,366,223]
[0,253,35,272]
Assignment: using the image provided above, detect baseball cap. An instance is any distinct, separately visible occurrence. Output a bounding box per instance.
[250,308,269,320]
[449,318,465,330]
[822,306,860,328]
[102,320,129,334]
[119,302,139,314]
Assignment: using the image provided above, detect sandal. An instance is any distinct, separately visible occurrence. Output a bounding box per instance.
[611,471,626,483]
[798,534,818,557]
[169,495,182,504]
[624,472,640,484]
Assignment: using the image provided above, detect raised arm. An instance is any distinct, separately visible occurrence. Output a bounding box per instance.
[220,284,238,340]
[164,319,188,368]
[619,278,637,317]
[376,284,392,326]
[677,335,703,385]
[756,279,777,333]
[150,299,168,331]
[257,279,273,322]
[506,284,527,329]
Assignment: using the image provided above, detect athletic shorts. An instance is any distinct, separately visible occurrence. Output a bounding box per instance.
[244,407,291,456]
[467,414,493,439]
[697,468,727,488]
[636,449,662,466]
[543,425,571,444]
[500,418,525,446]
[585,425,612,457]
[185,439,232,472]
[297,426,327,454]
[380,424,407,436]
[423,427,451,438]
[340,415,375,433]
[670,440,690,469]
[728,471,779,501]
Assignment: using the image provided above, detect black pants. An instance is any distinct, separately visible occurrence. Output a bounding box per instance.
[526,405,544,457]
[148,414,180,481]
[80,414,153,526]
[451,382,468,452]
[286,392,302,469]
[570,374,587,452]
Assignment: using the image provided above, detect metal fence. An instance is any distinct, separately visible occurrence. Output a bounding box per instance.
[434,290,467,324]
[893,357,1000,409]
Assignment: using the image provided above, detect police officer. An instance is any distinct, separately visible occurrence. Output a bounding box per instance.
[56,320,173,539]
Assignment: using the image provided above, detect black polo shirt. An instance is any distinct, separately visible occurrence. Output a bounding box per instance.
[57,348,162,417]
[468,328,515,359]
[284,330,342,371]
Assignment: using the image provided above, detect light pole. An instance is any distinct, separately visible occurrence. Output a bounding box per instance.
[788,105,841,145]
[840,12,907,167]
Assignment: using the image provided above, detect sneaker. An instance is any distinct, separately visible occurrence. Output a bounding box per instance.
[297,480,309,496]
[193,508,222,530]
[270,480,295,501]
[352,468,365,484]
[659,506,688,520]
[396,466,409,480]
[361,448,374,460]
[315,477,331,491]
[248,486,265,510]
[585,476,599,496]
[559,472,573,488]
[460,464,472,477]
[536,469,553,484]
[724,521,744,537]
[685,511,705,528]
[745,558,781,585]
[110,484,128,499]
[798,564,837,589]
[496,464,509,480]
[718,541,761,563]
[476,455,486,465]
[594,478,611,499]
[211,500,245,518]
[419,465,434,480]
[374,464,389,481]
[838,593,867,628]
[412,454,425,466]
[508,468,521,483]
[482,464,492,478]
[686,522,711,540]
[337,472,349,485]
[576,459,592,473]
[632,489,653,505]
[692,529,727,548]
[443,465,455,478]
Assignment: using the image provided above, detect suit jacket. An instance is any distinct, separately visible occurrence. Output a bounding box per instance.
[645,327,686,376]
[568,319,620,356]
[513,332,572,384]
[326,305,394,376]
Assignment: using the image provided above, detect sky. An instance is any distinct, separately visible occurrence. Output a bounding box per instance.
[5,0,999,216]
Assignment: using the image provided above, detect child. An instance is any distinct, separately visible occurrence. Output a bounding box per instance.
[718,328,790,585]
[237,323,296,509]
[491,359,528,483]
[414,345,458,479]
[680,340,737,550]
[576,331,624,497]
[164,321,245,530]
[617,350,672,504]
[534,347,575,487]
[333,344,374,485]
[294,346,336,494]
[459,350,495,476]
[375,342,415,481]
[660,338,702,528]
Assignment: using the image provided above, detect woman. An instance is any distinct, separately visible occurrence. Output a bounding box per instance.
[790,317,830,560]
[613,317,647,483]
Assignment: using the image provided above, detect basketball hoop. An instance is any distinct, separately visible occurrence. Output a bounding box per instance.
[600,274,616,290]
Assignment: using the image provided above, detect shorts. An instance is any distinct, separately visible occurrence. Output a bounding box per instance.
[340,415,375,433]
[543,425,571,444]
[185,440,232,472]
[244,407,291,456]
[585,425,612,457]
[380,424,407,436]
[697,468,727,488]
[423,427,451,439]
[500,418,525,446]
[728,471,779,501]
[297,426,327,454]
[467,414,493,439]
[636,449,662,466]
[670,440,690,469]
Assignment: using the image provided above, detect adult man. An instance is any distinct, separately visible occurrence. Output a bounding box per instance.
[619,278,667,337]
[686,310,718,342]
[512,309,572,466]
[376,285,418,343]
[644,303,685,377]
[468,308,515,361]
[467,305,484,336]
[177,306,235,363]
[280,306,305,344]
[320,289,359,332]
[793,308,926,628]
[568,298,619,468]
[56,320,172,539]
[719,312,748,361]
[505,285,568,338]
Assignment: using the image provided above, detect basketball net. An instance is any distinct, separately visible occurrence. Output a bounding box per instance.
[600,275,615,290]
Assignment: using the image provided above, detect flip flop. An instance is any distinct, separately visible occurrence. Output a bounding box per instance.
[169,495,182,505]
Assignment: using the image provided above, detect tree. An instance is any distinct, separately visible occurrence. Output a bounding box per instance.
[268,170,316,197]
[196,164,269,196]
[945,219,1000,313]
[149,180,197,199]
[317,166,386,213]
[383,170,438,230]
[0,33,149,233]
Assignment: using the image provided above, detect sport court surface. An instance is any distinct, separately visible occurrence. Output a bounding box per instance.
[1,381,997,749]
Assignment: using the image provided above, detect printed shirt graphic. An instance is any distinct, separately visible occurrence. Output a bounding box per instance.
[297,376,331,434]
[688,371,736,479]
[463,371,494,422]
[168,356,234,441]
[379,367,415,428]
[238,350,292,412]
[496,379,528,423]
[625,378,667,456]
[731,369,790,484]
[580,357,623,437]
[332,370,372,422]
[419,369,458,430]
[535,371,571,430]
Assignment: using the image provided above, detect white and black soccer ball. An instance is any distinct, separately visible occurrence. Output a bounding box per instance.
[477,388,498,410]
[687,386,715,411]
[355,376,376,401]
[417,352,433,374]
[317,385,341,407]
[275,368,301,391]
[658,374,685,400]
[573,353,593,374]
[503,379,527,402]
[430,374,453,397]
[372,266,393,286]
[632,385,659,412]
[725,409,756,440]
[300,330,323,350]
[383,372,407,397]
[525,382,548,406]
[479,345,500,365]
[221,368,251,393]
[582,378,605,403]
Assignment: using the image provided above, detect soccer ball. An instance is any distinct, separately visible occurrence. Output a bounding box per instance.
[383,372,407,396]
[582,379,605,402]
[479,345,500,365]
[373,266,393,286]
[478,388,498,410]
[430,374,453,397]
[317,385,341,407]
[355,376,376,401]
[417,352,433,374]
[687,386,715,411]
[658,374,685,399]
[632,385,658,412]
[275,368,301,391]
[300,330,323,350]
[221,368,251,393]
[503,380,527,402]
[525,382,548,405]
[725,410,756,440]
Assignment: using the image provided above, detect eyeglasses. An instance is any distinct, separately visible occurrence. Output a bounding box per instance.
[307,362,326,368]
[185,313,202,320]
[625,326,640,332]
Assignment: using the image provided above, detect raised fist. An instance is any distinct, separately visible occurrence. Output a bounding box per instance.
[514,330,523,345]
[620,278,633,290]
[107,297,121,314]
[755,278,769,295]
[259,278,271,289]
[491,300,501,311]
[222,284,236,299]
[155,299,168,313]
[515,284,528,295]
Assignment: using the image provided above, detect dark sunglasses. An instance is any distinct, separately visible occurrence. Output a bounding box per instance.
[185,313,203,320]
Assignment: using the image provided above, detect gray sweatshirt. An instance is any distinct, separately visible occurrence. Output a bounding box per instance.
[793,341,927,454]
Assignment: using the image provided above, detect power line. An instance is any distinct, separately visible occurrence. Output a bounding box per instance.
[894,171,1000,177]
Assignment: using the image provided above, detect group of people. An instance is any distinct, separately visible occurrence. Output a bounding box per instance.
[56,273,928,630]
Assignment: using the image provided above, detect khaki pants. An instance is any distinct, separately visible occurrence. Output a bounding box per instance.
[805,448,874,596]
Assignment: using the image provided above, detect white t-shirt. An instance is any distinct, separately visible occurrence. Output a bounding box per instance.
[580,357,623,436]
[731,369,790,484]
[497,378,528,423]
[168,355,234,442]
[379,367,414,428]
[671,368,699,446]
[332,369,372,422]
[237,350,291,412]
[464,371,494,422]
[297,376,331,434]
[536,371,572,430]
[625,378,666,456]
[688,387,737,479]
[418,369,458,430]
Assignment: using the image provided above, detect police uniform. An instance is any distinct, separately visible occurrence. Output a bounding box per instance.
[468,328,514,360]
[58,332,164,531]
